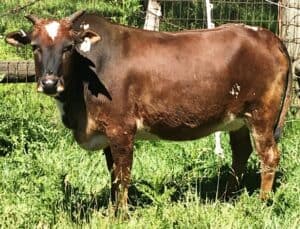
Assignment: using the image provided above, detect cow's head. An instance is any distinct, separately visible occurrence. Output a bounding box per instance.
[5,11,101,96]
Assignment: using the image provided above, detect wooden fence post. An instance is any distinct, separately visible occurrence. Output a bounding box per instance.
[144,0,161,31]
[279,0,300,112]
[279,0,300,61]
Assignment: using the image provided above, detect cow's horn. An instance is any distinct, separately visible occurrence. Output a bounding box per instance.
[25,14,40,24]
[67,10,86,23]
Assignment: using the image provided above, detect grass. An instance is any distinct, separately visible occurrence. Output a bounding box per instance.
[0,84,299,228]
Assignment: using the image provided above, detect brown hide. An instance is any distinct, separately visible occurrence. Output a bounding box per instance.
[6,13,292,215]
[72,17,289,142]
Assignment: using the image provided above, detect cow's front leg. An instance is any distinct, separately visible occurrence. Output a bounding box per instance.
[103,147,115,200]
[106,130,134,217]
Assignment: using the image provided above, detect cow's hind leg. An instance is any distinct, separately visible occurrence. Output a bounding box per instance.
[105,131,134,218]
[227,126,252,195]
[251,126,280,200]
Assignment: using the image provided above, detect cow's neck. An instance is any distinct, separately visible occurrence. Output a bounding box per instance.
[55,76,86,130]
[55,53,89,130]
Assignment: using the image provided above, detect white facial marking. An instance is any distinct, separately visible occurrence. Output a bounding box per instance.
[55,100,65,119]
[80,37,91,52]
[45,21,60,41]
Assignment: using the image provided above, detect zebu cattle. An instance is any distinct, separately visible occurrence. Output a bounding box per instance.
[5,11,292,214]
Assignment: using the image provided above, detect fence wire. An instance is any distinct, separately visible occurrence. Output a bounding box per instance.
[159,0,279,32]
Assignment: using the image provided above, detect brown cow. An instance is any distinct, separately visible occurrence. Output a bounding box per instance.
[5,11,292,215]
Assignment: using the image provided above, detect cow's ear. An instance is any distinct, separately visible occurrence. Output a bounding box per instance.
[77,30,101,52]
[5,30,31,47]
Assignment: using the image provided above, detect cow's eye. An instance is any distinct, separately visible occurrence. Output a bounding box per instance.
[63,44,73,53]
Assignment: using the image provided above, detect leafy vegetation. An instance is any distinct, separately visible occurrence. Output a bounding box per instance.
[0,0,299,228]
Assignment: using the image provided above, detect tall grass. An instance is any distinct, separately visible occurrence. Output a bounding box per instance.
[0,84,299,228]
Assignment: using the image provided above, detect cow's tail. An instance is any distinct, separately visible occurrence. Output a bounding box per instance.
[274,41,293,142]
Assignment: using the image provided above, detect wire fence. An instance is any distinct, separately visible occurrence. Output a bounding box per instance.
[159,0,278,32]
[0,0,282,60]
[0,0,293,59]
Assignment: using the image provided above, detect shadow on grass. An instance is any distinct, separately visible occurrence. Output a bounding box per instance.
[60,166,283,222]
[60,175,110,223]
[168,165,283,202]
[60,175,153,223]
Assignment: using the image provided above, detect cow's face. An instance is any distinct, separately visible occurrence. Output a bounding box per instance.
[5,11,100,97]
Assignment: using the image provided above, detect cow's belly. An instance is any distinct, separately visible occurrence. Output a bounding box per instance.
[135,114,245,141]
[73,114,245,149]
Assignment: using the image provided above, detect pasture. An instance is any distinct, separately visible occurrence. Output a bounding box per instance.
[0,0,300,228]
[0,85,299,228]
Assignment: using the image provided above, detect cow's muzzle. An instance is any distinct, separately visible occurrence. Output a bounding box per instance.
[38,75,64,96]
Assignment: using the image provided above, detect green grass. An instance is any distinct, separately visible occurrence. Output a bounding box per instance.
[0,84,299,228]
